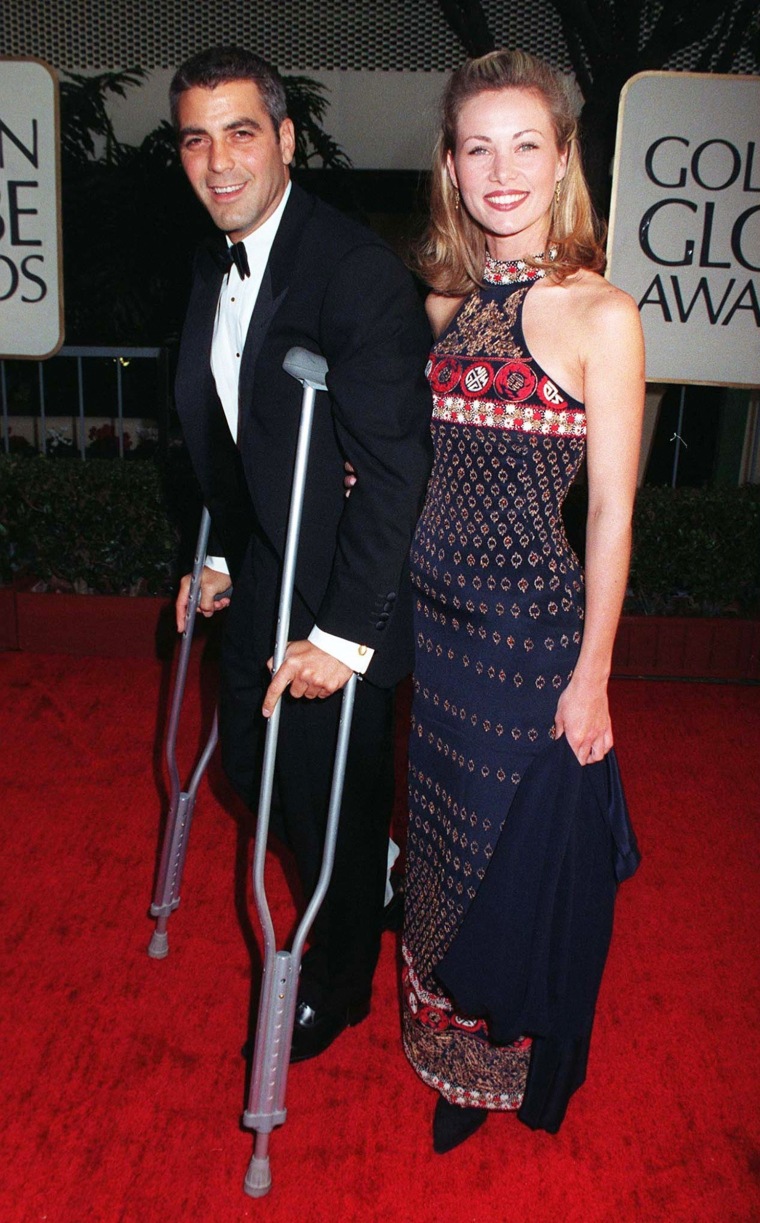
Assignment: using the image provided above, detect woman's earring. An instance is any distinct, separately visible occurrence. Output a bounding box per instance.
[554,180,562,205]
[454,187,460,211]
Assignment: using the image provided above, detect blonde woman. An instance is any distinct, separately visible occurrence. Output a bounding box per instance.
[401,50,645,1152]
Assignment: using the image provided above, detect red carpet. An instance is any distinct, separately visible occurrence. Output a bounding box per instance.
[0,649,758,1222]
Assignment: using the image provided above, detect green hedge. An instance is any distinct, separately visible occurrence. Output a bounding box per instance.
[1,457,759,613]
[0,456,180,595]
[627,484,760,616]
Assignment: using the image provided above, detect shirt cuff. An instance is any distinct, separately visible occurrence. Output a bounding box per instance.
[205,556,230,575]
[308,625,374,674]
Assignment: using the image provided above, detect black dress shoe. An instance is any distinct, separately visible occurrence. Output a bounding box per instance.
[289,997,370,1063]
[432,1096,488,1154]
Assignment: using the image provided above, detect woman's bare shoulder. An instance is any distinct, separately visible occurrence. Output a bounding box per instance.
[564,268,639,319]
[560,271,645,387]
[549,269,642,343]
[426,292,466,338]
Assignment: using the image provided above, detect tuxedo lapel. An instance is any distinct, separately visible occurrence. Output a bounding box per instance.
[179,242,223,393]
[236,184,317,444]
[237,266,287,443]
[175,243,238,477]
[264,181,316,298]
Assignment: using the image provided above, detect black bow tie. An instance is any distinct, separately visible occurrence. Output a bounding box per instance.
[212,240,250,280]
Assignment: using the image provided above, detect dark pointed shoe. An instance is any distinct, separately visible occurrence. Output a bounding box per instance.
[289,997,370,1063]
[432,1096,488,1154]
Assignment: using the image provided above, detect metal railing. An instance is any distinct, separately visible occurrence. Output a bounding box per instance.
[0,346,171,459]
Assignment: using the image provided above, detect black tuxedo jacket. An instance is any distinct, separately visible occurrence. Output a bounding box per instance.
[175,182,433,688]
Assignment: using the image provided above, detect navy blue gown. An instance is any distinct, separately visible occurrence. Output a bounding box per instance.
[402,256,638,1129]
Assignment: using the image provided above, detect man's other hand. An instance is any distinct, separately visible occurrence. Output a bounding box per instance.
[175,566,233,632]
[262,641,353,717]
[343,459,357,497]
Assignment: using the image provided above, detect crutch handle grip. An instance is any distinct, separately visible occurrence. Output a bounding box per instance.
[282,347,329,391]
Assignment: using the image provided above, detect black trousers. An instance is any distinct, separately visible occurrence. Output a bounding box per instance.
[219,535,396,1011]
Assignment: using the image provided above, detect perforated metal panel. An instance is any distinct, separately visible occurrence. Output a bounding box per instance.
[1,0,569,71]
[2,0,753,74]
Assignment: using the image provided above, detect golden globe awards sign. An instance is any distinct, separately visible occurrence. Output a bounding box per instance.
[607,72,759,387]
[0,58,63,359]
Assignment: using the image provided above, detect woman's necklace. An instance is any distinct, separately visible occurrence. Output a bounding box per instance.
[483,250,555,286]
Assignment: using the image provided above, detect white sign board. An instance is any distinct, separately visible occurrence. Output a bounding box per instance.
[607,72,760,387]
[0,58,63,359]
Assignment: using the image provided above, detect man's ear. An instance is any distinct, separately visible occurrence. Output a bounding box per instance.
[279,117,296,167]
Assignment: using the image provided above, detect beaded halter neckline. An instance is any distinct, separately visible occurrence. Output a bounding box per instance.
[483,251,549,286]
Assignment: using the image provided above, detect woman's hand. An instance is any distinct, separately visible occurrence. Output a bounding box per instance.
[343,460,357,497]
[553,675,613,766]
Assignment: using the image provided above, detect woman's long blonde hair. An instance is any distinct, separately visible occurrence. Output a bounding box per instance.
[415,50,605,294]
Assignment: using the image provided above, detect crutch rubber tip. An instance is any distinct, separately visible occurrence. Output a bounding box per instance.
[147,930,169,959]
[243,1155,272,1198]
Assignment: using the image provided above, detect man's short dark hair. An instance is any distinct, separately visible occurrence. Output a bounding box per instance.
[169,45,288,133]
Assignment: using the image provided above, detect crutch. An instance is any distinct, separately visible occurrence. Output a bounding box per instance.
[147,506,221,959]
[242,347,357,1198]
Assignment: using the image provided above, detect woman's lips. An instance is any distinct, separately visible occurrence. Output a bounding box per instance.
[483,191,529,211]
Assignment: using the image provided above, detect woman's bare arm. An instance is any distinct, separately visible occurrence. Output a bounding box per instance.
[553,286,645,764]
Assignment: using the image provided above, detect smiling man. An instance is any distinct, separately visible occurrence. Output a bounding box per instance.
[177,77,293,241]
[170,47,432,1061]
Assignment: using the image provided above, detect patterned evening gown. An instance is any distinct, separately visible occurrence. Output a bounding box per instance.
[402,254,592,1113]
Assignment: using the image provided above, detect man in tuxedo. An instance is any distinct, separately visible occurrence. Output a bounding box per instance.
[170,47,432,1060]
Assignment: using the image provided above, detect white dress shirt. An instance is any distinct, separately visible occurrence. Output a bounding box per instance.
[205,182,373,674]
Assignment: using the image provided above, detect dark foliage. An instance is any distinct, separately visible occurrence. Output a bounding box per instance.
[0,456,181,595]
[60,68,147,167]
[437,0,495,57]
[286,76,352,170]
[564,480,760,616]
[627,484,760,616]
[548,0,760,211]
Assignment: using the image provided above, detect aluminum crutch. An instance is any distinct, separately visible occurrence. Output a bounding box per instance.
[242,347,357,1199]
[147,506,222,959]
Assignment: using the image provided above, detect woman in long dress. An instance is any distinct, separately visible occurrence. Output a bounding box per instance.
[401,50,645,1153]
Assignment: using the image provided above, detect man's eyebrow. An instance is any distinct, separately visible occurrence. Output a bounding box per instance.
[178,117,264,140]
[223,116,264,132]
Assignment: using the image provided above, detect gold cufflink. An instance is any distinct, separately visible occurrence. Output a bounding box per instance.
[358,644,368,656]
